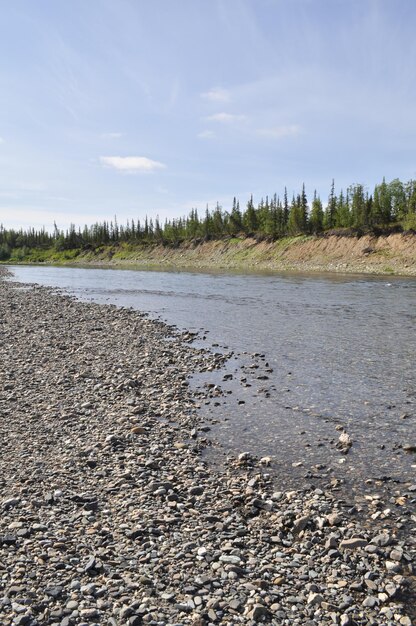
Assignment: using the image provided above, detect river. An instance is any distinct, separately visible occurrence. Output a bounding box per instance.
[7,264,416,500]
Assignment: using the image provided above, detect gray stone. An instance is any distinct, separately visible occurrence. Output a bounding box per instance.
[247,604,269,620]
[2,497,20,509]
[339,537,368,550]
[371,533,391,547]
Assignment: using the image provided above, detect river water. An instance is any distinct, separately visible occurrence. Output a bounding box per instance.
[7,265,416,500]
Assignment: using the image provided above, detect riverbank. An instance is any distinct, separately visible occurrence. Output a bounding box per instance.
[1,266,415,625]
[94,232,416,276]
[4,232,416,276]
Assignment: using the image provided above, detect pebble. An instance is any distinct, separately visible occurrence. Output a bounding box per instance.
[339,537,368,550]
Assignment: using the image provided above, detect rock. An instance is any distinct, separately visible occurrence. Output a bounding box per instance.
[2,497,20,509]
[207,608,217,621]
[307,592,323,606]
[45,585,64,599]
[326,513,342,526]
[371,533,391,547]
[84,556,96,572]
[325,534,338,550]
[189,486,204,496]
[339,537,368,550]
[390,547,403,561]
[260,456,272,465]
[385,582,398,597]
[80,607,100,619]
[14,616,32,626]
[247,604,269,620]
[219,555,241,564]
[228,598,242,611]
[385,560,401,572]
[0,534,17,545]
[337,432,352,453]
[66,600,79,610]
[293,515,310,534]
[364,578,378,591]
[131,426,147,434]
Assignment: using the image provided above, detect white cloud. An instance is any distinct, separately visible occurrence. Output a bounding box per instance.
[100,156,166,173]
[257,124,301,139]
[201,87,230,102]
[197,130,216,140]
[206,112,246,123]
[0,136,4,144]
[101,132,123,139]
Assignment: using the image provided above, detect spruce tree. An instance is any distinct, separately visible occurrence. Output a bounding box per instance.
[243,195,258,234]
[336,189,350,227]
[309,191,324,233]
[325,179,337,228]
[230,197,243,233]
[288,194,304,234]
[389,178,406,222]
[300,183,309,232]
[349,184,367,228]
[283,187,289,230]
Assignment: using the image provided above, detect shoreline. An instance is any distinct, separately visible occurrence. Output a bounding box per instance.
[3,232,416,277]
[1,266,415,624]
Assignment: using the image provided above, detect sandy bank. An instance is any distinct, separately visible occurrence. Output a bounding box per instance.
[50,232,416,277]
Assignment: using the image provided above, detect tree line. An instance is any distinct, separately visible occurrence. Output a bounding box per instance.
[1,176,416,260]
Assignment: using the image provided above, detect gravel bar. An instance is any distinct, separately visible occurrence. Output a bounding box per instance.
[0,266,415,626]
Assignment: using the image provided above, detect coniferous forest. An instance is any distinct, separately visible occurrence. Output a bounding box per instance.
[1,176,416,261]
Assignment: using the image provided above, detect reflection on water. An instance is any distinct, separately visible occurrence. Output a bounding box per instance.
[8,265,416,495]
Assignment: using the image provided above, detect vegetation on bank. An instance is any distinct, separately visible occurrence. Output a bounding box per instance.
[1,176,416,263]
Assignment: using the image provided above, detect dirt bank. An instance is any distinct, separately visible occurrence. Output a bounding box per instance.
[70,232,416,276]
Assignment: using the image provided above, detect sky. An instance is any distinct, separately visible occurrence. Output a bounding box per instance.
[1,0,416,232]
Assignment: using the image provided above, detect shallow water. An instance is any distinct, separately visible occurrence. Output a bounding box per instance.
[8,265,416,496]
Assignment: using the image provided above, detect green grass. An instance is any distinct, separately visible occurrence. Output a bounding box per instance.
[226,237,244,245]
[2,246,83,264]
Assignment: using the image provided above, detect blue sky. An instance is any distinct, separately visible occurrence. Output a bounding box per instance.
[1,0,415,231]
